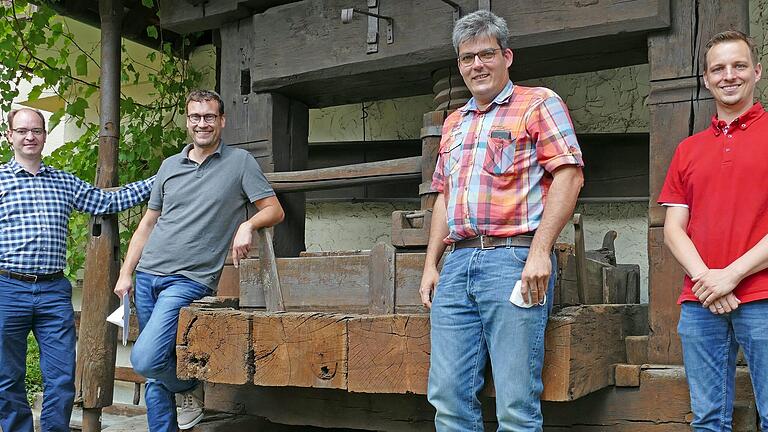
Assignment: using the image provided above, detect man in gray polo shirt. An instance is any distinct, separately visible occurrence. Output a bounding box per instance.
[113,89,284,432]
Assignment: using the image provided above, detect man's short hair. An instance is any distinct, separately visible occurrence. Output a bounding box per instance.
[7,108,46,130]
[186,90,224,115]
[452,10,510,55]
[703,30,759,70]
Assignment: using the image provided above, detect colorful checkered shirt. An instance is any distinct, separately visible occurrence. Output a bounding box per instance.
[431,81,583,244]
[0,158,155,274]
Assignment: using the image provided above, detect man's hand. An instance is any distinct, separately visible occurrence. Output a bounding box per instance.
[231,221,253,268]
[420,266,440,309]
[707,292,741,315]
[521,251,551,304]
[692,268,741,307]
[114,274,133,298]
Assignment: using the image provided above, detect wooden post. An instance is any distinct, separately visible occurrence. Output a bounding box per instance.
[646,0,749,364]
[75,0,122,429]
[220,19,308,257]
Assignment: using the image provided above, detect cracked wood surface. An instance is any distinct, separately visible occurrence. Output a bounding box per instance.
[177,304,646,401]
[252,312,349,389]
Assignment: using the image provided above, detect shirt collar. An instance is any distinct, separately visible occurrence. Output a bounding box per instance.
[460,80,515,114]
[7,158,49,175]
[710,102,765,136]
[181,141,224,163]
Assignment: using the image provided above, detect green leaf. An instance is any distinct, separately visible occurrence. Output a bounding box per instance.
[48,109,64,133]
[75,54,88,76]
[141,0,154,7]
[146,25,158,39]
[26,84,43,101]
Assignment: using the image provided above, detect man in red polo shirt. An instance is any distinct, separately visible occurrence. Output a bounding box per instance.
[659,30,768,430]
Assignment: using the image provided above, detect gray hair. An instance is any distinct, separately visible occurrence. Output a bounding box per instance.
[186,89,224,115]
[452,10,510,55]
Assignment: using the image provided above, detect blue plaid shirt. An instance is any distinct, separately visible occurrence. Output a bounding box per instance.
[0,158,155,274]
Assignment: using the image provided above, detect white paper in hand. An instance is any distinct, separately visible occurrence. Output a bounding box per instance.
[106,293,130,346]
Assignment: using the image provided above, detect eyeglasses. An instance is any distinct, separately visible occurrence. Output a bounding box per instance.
[12,128,46,136]
[187,114,218,124]
[458,48,501,67]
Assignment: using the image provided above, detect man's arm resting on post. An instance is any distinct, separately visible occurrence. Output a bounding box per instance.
[419,193,449,309]
[522,165,583,304]
[231,195,285,268]
[663,206,740,313]
[114,209,160,298]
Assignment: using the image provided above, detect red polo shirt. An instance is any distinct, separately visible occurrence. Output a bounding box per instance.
[659,102,768,304]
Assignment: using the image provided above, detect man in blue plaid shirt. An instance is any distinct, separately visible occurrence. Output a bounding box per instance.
[0,107,154,432]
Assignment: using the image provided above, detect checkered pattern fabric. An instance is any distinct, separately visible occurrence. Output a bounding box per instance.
[431,81,583,244]
[0,158,154,274]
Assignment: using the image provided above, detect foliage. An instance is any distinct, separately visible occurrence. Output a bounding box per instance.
[0,0,202,278]
[25,333,42,405]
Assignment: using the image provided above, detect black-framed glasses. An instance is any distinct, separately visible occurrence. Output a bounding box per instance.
[187,114,218,124]
[12,128,46,136]
[458,48,501,67]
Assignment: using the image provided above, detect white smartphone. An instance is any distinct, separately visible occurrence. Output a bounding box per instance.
[509,280,546,308]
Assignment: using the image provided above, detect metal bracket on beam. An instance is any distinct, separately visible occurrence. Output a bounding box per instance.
[439,0,461,22]
[341,2,394,54]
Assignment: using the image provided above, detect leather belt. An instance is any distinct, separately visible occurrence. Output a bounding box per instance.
[0,269,64,283]
[451,234,534,251]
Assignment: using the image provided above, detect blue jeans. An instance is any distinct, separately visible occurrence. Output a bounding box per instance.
[131,272,212,432]
[428,246,555,432]
[678,300,768,431]
[0,275,75,432]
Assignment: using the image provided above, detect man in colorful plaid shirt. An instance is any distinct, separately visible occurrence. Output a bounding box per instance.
[419,10,584,430]
[0,107,154,432]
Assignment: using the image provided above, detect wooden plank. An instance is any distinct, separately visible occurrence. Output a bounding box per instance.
[176,307,252,385]
[368,243,396,314]
[217,264,240,297]
[257,228,284,312]
[391,210,432,248]
[252,312,349,389]
[114,366,145,384]
[541,305,643,401]
[542,366,755,430]
[239,254,371,311]
[347,315,430,394]
[264,156,422,193]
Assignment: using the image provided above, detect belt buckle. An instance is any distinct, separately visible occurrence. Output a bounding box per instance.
[28,274,38,283]
[479,235,495,250]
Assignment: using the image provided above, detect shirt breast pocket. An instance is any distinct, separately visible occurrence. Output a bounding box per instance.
[484,132,517,175]
[440,136,464,177]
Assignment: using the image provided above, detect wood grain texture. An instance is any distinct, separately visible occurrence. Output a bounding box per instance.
[176,307,252,385]
[541,305,644,401]
[347,314,430,394]
[252,312,349,389]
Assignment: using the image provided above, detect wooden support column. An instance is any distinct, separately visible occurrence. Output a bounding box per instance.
[75,0,122,429]
[220,18,308,258]
[392,66,470,247]
[646,0,748,364]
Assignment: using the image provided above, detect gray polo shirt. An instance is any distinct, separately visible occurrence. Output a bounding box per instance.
[136,142,274,290]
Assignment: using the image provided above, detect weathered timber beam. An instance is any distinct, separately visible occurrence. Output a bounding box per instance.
[176,305,648,401]
[263,156,421,193]
[200,365,756,431]
[227,0,669,106]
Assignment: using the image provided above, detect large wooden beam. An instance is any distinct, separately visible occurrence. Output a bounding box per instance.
[210,0,668,107]
[262,156,421,193]
[177,305,646,402]
[201,365,757,431]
